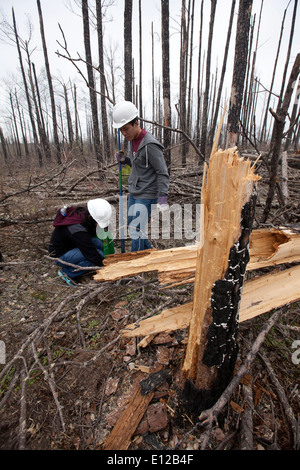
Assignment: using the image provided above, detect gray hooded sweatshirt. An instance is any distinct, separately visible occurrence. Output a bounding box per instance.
[127,132,170,199]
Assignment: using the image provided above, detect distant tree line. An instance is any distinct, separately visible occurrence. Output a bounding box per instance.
[0,0,299,173]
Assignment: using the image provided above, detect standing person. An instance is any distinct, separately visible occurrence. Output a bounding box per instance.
[112,101,170,252]
[48,198,112,285]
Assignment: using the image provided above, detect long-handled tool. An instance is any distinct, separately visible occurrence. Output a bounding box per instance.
[118,129,125,253]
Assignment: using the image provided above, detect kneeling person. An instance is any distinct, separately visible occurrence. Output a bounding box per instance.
[49,198,112,285]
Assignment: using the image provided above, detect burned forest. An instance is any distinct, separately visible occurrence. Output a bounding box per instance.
[0,0,299,453]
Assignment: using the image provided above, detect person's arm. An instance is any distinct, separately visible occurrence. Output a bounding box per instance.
[148,144,170,197]
[68,225,104,266]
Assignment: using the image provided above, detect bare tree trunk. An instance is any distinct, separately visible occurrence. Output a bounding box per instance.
[152,22,155,133]
[179,0,188,166]
[96,0,110,162]
[240,11,255,146]
[187,0,195,139]
[259,6,287,142]
[195,0,204,150]
[226,0,253,148]
[277,0,298,108]
[124,0,133,102]
[14,90,30,159]
[200,0,217,160]
[9,92,22,157]
[82,0,102,166]
[63,84,74,149]
[31,62,52,162]
[12,8,43,167]
[209,0,236,148]
[285,77,300,150]
[36,0,62,165]
[138,0,143,118]
[0,127,9,164]
[27,57,51,163]
[161,0,171,169]
[261,53,300,223]
[242,2,264,146]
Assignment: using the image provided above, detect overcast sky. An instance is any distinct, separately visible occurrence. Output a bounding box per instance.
[0,0,299,133]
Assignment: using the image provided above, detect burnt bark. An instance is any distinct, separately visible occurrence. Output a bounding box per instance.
[182,191,257,418]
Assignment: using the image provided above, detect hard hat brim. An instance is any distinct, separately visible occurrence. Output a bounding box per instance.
[97,219,110,229]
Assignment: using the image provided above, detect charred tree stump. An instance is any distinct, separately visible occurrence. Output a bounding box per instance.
[181,147,260,417]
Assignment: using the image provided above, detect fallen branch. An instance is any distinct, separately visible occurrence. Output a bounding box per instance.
[259,350,299,450]
[103,385,154,450]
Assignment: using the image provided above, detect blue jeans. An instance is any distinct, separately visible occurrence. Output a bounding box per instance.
[127,194,157,252]
[56,238,103,279]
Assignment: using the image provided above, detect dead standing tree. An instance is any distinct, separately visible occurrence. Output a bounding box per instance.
[200,0,217,160]
[180,147,260,416]
[96,0,111,163]
[12,8,43,167]
[36,0,62,165]
[161,0,171,169]
[261,53,300,223]
[124,0,133,102]
[226,0,253,148]
[82,0,103,166]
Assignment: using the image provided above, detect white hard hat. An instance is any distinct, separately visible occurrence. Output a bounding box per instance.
[87,198,112,228]
[112,101,138,129]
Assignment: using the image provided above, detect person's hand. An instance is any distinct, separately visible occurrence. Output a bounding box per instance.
[157,196,169,212]
[116,151,125,163]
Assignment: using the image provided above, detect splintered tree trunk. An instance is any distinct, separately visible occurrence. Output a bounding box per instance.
[181,147,260,416]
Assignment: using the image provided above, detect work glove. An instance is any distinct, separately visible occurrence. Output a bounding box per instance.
[157,196,169,212]
[116,151,125,163]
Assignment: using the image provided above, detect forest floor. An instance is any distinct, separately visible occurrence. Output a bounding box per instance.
[0,148,299,452]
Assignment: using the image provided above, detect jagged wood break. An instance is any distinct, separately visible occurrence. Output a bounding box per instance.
[181,147,260,413]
